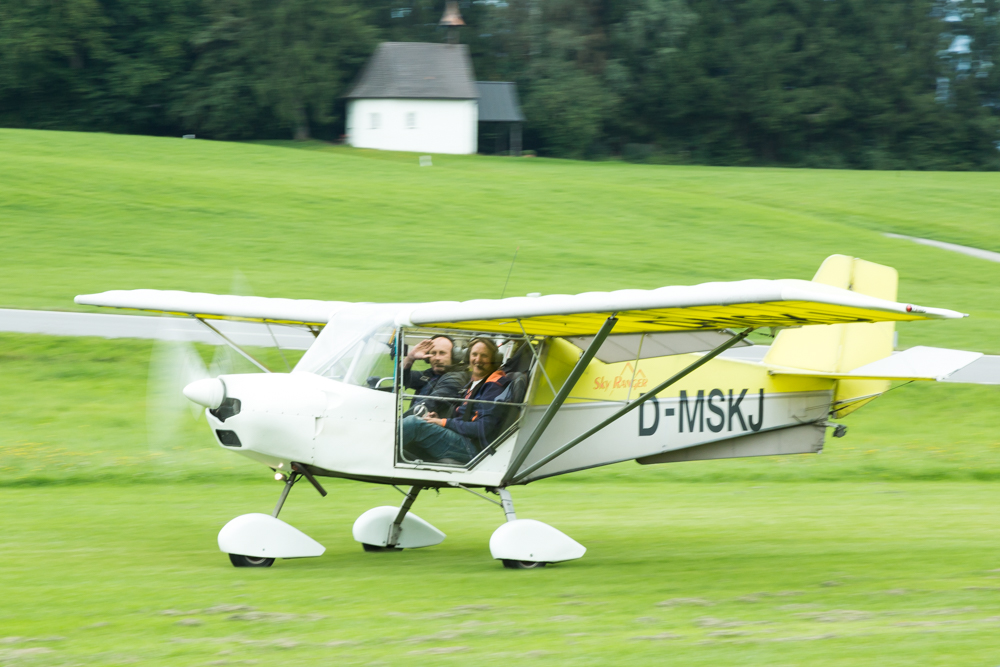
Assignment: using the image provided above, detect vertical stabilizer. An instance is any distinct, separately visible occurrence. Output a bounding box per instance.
[763,255,897,417]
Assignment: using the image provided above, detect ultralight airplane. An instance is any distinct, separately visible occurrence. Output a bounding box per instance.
[76,255,999,569]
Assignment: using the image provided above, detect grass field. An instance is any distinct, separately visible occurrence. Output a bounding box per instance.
[1,129,999,664]
[2,480,999,665]
[2,130,1000,342]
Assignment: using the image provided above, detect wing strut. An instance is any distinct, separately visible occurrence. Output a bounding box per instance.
[196,317,272,373]
[509,327,755,484]
[500,316,619,486]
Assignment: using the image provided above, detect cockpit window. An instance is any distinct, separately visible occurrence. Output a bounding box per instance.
[394,328,540,470]
[343,325,396,387]
[294,304,400,388]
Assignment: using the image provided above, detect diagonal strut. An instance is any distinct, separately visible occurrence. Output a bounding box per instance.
[511,327,755,484]
[500,315,619,485]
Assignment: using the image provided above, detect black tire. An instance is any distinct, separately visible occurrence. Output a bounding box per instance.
[362,543,402,552]
[502,559,546,570]
[229,553,275,568]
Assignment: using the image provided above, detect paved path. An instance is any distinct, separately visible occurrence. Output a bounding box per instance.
[884,233,1000,263]
[0,309,315,349]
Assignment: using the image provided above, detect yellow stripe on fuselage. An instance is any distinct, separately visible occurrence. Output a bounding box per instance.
[533,338,832,406]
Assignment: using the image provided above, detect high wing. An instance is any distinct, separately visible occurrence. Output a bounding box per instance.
[396,278,964,336]
[75,290,348,326]
[79,279,964,335]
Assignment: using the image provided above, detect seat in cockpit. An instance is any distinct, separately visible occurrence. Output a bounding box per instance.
[492,342,533,440]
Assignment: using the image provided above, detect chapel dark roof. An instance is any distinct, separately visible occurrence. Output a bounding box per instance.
[476,82,526,122]
[344,42,478,100]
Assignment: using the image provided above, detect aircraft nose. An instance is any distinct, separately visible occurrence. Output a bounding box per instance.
[183,378,225,409]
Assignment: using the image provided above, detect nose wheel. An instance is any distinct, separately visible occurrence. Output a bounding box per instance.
[218,463,328,568]
[228,553,275,567]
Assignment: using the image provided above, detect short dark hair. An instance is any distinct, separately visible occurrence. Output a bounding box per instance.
[429,335,458,364]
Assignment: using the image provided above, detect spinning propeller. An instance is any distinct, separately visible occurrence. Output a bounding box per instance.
[145,273,260,461]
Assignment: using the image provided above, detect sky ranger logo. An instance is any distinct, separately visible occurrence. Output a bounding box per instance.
[639,389,764,436]
[593,362,649,393]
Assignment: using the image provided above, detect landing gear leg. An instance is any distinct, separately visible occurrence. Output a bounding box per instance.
[225,472,299,567]
[271,463,328,519]
[362,485,423,551]
[387,485,423,547]
[219,465,328,567]
[354,485,444,551]
[272,472,300,518]
[495,489,542,569]
[498,488,517,522]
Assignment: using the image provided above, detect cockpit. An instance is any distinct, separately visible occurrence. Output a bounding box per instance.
[293,304,539,470]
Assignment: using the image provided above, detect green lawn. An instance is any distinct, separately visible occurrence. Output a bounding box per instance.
[1,130,999,354]
[2,129,1000,664]
[2,480,998,666]
[2,128,998,485]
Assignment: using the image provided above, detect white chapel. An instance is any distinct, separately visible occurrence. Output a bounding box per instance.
[344,41,480,155]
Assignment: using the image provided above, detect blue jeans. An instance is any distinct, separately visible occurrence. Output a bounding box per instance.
[401,415,478,464]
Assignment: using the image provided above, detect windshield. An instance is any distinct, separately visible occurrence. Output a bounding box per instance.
[294,304,401,387]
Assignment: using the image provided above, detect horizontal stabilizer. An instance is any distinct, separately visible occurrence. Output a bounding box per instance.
[771,346,999,383]
[941,355,1000,384]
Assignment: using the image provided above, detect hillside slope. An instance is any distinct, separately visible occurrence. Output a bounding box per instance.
[1,129,998,350]
[1,129,998,484]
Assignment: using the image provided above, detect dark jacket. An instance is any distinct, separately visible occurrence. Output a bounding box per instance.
[402,367,442,395]
[445,370,510,450]
[403,367,469,417]
[421,370,470,417]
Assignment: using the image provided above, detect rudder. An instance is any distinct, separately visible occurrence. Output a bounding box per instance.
[763,255,897,417]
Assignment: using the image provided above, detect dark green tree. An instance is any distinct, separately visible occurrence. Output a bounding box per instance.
[175,0,376,140]
[0,0,112,128]
[252,0,376,140]
[1,0,998,167]
[0,0,203,134]
[655,0,999,168]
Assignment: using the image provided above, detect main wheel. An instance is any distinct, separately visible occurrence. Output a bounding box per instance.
[501,559,546,570]
[362,543,402,552]
[229,553,275,568]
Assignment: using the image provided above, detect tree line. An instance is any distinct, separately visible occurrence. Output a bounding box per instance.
[1,0,997,169]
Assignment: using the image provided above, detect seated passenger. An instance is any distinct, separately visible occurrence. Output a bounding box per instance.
[401,338,510,464]
[402,336,469,418]
[418,366,472,419]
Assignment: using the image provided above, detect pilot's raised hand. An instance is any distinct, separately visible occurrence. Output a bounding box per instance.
[404,339,434,369]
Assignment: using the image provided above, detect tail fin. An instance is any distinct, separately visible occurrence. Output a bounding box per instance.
[763,255,897,417]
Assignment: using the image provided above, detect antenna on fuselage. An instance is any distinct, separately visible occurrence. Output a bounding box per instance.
[500,246,520,299]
